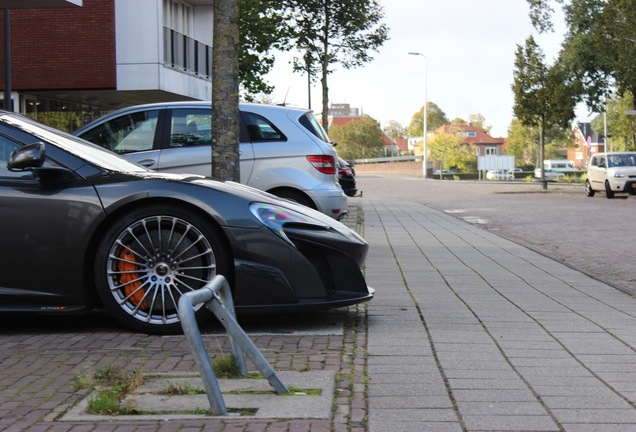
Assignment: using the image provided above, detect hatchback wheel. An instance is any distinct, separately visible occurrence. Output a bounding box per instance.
[585,180,595,197]
[605,181,615,199]
[94,205,231,334]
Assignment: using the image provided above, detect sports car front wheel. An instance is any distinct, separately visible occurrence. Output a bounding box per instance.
[94,205,231,334]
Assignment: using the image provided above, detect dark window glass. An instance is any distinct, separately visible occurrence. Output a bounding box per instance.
[243,112,285,142]
[298,112,329,142]
[169,109,212,148]
[0,135,33,178]
[79,110,160,154]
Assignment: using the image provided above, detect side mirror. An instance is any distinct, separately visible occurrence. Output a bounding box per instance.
[7,141,74,183]
[8,142,45,171]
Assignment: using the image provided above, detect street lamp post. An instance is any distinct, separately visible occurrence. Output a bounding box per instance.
[305,49,312,110]
[408,52,427,178]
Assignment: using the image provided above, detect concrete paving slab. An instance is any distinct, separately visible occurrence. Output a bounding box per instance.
[369,421,463,432]
[456,400,549,415]
[552,408,636,423]
[368,407,458,422]
[60,371,334,421]
[560,425,636,432]
[462,414,560,431]
[368,395,454,409]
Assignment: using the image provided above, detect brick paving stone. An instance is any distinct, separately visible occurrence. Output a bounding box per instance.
[0,271,368,432]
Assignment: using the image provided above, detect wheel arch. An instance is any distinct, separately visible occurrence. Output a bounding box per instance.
[267,186,317,209]
[82,197,236,307]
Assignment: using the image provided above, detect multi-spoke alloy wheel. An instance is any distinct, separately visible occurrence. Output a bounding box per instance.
[95,205,229,334]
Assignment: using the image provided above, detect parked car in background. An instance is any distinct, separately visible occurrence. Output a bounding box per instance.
[337,157,357,197]
[534,168,565,181]
[585,152,636,199]
[0,111,373,335]
[543,160,577,172]
[486,169,513,180]
[433,169,454,176]
[74,102,348,220]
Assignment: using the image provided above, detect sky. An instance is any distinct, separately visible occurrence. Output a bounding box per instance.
[263,0,593,138]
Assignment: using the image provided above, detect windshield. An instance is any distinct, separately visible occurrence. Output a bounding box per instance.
[0,113,149,173]
[608,154,636,168]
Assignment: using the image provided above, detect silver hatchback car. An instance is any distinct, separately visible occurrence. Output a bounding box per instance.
[74,102,348,219]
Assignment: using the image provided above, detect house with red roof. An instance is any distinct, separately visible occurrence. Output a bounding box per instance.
[435,123,506,156]
[568,122,607,169]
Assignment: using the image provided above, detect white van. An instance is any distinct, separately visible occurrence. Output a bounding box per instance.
[585,152,636,199]
[543,160,577,172]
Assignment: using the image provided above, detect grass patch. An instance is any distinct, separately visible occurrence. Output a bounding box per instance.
[93,365,143,395]
[285,386,322,396]
[226,386,321,396]
[565,173,586,183]
[87,389,139,415]
[158,382,205,396]
[229,407,258,416]
[72,372,95,391]
[212,354,243,378]
[73,365,143,416]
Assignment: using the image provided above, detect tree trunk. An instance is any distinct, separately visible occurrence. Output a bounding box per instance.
[540,121,547,190]
[211,0,240,182]
[320,0,330,134]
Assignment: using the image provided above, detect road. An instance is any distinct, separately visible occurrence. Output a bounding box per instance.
[355,175,636,296]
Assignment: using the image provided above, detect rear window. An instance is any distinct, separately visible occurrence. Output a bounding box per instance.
[243,112,286,142]
[298,112,330,143]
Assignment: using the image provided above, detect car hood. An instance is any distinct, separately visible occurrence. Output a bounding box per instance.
[136,170,352,229]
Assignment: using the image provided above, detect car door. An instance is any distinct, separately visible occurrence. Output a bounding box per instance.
[0,132,101,308]
[588,155,605,189]
[151,108,255,183]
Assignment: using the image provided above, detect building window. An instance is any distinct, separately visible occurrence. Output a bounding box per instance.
[485,146,498,155]
[162,0,211,78]
[164,0,193,36]
[465,131,477,137]
[20,95,109,133]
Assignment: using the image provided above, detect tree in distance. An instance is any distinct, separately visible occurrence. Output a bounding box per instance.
[329,116,385,160]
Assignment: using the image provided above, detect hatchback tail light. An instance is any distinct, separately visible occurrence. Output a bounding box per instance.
[339,165,353,176]
[307,155,336,175]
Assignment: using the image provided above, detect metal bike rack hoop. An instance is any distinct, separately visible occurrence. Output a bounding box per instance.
[178,275,289,416]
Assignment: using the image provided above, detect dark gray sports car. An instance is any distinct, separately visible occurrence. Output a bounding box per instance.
[0,112,372,334]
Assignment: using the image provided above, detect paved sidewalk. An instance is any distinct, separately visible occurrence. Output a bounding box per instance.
[363,197,636,432]
[4,194,636,431]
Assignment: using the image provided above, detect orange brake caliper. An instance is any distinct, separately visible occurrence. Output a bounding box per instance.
[118,246,148,310]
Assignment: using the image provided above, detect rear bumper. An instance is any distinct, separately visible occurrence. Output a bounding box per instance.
[310,189,349,220]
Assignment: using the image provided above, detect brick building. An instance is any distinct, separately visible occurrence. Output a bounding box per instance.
[0,0,213,131]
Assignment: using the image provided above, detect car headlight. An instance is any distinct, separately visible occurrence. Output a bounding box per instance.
[250,203,330,245]
[613,171,625,178]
